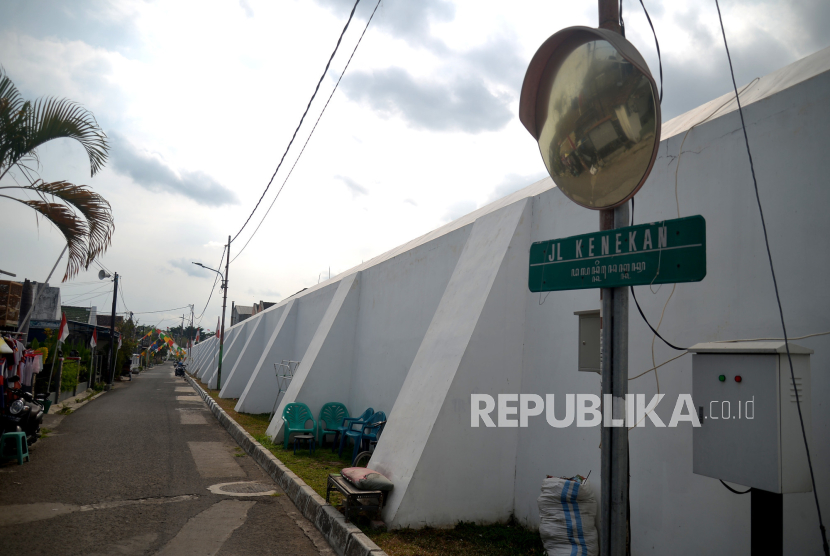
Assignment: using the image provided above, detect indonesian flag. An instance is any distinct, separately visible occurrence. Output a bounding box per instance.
[58,312,70,344]
[118,335,122,350]
[216,317,221,339]
[90,329,98,349]
[195,330,200,343]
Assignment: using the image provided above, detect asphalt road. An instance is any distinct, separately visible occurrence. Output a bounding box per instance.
[0,362,332,556]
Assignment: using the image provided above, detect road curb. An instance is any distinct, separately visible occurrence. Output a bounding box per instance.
[185,375,387,556]
[51,389,107,413]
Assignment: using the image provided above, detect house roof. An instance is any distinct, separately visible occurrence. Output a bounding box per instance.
[234,305,253,315]
[62,305,91,323]
[96,315,124,328]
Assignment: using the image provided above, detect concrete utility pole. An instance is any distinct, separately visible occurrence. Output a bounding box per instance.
[597,3,629,556]
[189,304,194,363]
[106,273,119,389]
[217,235,230,390]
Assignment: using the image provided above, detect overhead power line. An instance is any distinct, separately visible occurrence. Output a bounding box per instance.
[120,305,191,316]
[65,289,113,306]
[231,0,362,244]
[714,2,827,553]
[195,245,226,323]
[231,0,383,263]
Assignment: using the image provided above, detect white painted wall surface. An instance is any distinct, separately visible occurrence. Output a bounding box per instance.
[207,323,246,388]
[235,300,297,414]
[220,305,286,399]
[207,53,830,554]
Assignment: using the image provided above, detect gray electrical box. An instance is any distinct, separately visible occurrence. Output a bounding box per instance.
[690,341,813,493]
[575,310,600,373]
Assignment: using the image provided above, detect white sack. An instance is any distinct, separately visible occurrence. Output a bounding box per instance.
[537,477,599,556]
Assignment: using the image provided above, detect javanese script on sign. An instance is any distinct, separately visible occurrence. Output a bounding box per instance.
[528,215,706,292]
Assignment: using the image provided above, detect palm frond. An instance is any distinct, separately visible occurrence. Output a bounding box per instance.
[0,67,24,118]
[0,67,29,176]
[28,180,115,265]
[18,198,89,281]
[24,97,109,176]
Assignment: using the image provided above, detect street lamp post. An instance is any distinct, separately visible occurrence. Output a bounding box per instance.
[98,269,119,390]
[193,246,229,390]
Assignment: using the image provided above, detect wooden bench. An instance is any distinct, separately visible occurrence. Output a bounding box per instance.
[326,474,384,522]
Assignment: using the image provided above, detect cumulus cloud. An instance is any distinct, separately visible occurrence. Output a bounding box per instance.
[461,34,527,90]
[0,0,142,56]
[314,0,455,52]
[316,0,521,132]
[625,1,830,122]
[170,258,212,278]
[239,0,254,18]
[342,67,512,133]
[335,175,369,196]
[109,134,238,206]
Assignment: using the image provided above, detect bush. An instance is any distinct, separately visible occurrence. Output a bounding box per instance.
[60,360,80,392]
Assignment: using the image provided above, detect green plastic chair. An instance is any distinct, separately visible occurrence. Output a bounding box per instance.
[317,402,350,447]
[282,402,317,449]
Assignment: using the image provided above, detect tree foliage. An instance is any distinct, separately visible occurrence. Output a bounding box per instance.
[0,67,114,281]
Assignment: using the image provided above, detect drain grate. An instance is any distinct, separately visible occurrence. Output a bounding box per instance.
[207,482,277,497]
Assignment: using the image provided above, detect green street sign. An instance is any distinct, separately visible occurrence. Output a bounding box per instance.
[529,215,706,292]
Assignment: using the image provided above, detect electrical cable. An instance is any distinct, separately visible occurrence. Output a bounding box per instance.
[629,199,686,351]
[638,0,662,103]
[195,246,226,322]
[231,0,362,244]
[619,0,625,37]
[714,2,827,553]
[62,282,112,300]
[720,480,750,495]
[715,331,830,343]
[118,280,130,314]
[66,289,113,306]
[123,305,192,316]
[628,351,688,382]
[231,0,383,263]
[630,287,686,350]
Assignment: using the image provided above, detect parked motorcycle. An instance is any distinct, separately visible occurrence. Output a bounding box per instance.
[175,362,186,377]
[2,376,47,445]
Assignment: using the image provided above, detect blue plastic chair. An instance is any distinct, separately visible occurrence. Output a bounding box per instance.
[344,411,386,464]
[337,407,374,456]
[281,402,317,449]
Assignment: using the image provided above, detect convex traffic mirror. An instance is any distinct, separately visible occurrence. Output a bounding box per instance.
[520,27,661,209]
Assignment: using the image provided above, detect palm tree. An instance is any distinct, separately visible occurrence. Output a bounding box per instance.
[0,66,114,281]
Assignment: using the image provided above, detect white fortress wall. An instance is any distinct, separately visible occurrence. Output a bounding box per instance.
[212,48,829,554]
[512,54,830,555]
[235,299,298,414]
[219,310,266,398]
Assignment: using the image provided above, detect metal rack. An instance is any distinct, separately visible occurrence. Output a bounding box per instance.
[270,360,301,418]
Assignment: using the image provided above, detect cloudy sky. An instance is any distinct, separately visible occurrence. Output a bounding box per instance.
[1,0,828,332]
